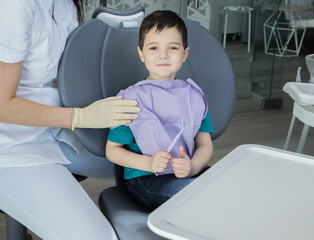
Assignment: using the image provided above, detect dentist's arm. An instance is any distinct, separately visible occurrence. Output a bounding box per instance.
[0,61,140,129]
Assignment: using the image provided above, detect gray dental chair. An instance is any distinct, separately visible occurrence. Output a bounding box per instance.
[58,7,236,240]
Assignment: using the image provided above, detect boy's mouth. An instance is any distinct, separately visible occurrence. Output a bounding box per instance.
[157,64,170,66]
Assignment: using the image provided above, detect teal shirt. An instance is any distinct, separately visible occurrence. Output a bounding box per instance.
[108,111,214,179]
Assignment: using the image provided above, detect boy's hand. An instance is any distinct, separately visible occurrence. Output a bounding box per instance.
[171,146,191,178]
[150,150,171,173]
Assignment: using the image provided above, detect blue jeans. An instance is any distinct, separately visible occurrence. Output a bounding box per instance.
[125,174,194,211]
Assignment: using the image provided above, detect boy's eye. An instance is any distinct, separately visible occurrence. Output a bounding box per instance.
[170,47,179,50]
[149,47,157,50]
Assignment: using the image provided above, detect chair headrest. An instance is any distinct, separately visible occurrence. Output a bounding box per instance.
[93,6,144,29]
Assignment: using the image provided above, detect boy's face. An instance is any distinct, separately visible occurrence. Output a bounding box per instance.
[137,26,189,80]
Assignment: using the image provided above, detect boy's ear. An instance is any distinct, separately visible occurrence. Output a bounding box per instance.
[183,47,190,62]
[137,46,145,62]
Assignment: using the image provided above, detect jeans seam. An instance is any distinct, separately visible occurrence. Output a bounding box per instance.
[126,179,150,209]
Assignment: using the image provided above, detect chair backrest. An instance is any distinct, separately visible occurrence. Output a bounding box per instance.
[58,13,236,159]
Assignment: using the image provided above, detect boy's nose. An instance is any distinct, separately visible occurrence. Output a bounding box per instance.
[159,49,168,59]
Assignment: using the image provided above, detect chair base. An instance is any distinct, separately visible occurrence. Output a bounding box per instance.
[0,210,32,240]
[261,97,283,110]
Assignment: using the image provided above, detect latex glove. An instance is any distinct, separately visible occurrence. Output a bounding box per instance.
[71,96,140,130]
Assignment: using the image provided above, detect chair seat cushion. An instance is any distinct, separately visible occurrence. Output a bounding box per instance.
[98,185,165,240]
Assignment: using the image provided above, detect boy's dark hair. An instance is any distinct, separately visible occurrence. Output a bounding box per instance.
[138,10,188,50]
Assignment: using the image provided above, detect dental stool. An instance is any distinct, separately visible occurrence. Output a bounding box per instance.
[219,0,254,52]
[283,54,314,153]
[58,6,236,240]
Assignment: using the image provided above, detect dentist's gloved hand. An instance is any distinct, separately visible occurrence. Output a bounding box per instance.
[71,96,140,130]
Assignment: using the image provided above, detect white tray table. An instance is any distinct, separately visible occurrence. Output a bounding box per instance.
[148,144,314,240]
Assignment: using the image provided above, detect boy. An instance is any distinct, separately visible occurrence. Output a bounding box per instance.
[106,10,213,211]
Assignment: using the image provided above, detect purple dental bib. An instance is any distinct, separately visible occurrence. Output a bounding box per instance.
[117,78,208,175]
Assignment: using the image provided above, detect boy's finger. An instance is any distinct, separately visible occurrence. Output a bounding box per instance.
[160,152,171,159]
[171,158,182,164]
[178,146,187,158]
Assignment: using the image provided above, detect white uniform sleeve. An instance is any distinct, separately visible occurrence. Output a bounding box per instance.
[0,0,34,63]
